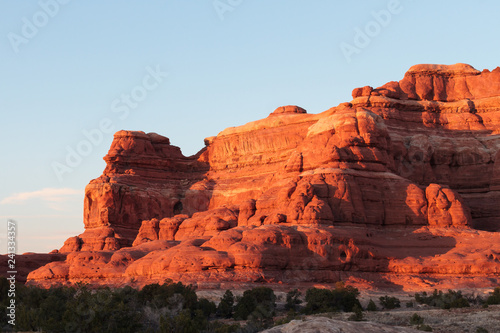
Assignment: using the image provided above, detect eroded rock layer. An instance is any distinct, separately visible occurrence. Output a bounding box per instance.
[28,64,500,290]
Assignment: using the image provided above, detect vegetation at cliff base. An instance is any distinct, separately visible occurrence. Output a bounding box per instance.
[4,277,499,333]
[379,295,401,309]
[414,289,469,309]
[0,278,228,333]
[0,278,367,332]
[303,282,361,314]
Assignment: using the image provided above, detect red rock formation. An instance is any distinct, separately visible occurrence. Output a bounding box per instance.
[351,64,500,231]
[26,64,500,290]
[426,184,471,227]
[372,63,500,102]
[0,253,66,283]
[76,130,209,250]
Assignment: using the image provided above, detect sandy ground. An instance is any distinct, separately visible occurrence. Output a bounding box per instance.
[324,306,500,333]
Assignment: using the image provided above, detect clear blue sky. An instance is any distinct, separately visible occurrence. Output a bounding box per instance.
[1,1,499,253]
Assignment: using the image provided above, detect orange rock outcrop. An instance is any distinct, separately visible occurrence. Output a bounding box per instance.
[27,64,500,290]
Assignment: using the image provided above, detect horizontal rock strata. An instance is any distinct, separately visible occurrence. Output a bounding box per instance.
[27,64,500,289]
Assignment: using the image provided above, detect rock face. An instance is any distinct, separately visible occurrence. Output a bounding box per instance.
[0,253,66,283]
[27,64,500,289]
[72,130,209,251]
[352,64,500,231]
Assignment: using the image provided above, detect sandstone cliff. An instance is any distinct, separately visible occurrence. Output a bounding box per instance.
[27,64,500,290]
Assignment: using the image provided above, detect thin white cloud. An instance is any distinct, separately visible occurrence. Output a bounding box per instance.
[1,188,81,205]
[0,214,81,219]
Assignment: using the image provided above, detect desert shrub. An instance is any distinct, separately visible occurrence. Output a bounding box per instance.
[367,299,377,311]
[406,312,431,331]
[274,309,301,326]
[16,284,77,332]
[159,309,207,333]
[285,289,302,311]
[10,280,231,333]
[14,284,144,333]
[379,295,400,309]
[418,324,433,331]
[303,283,361,314]
[414,289,469,309]
[198,298,217,317]
[62,286,143,333]
[206,320,241,333]
[476,327,489,333]
[138,281,197,310]
[467,294,485,305]
[234,294,256,321]
[486,287,500,305]
[217,290,235,318]
[406,301,414,308]
[410,313,424,325]
[347,304,364,321]
[233,287,276,322]
[303,288,332,314]
[240,319,267,333]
